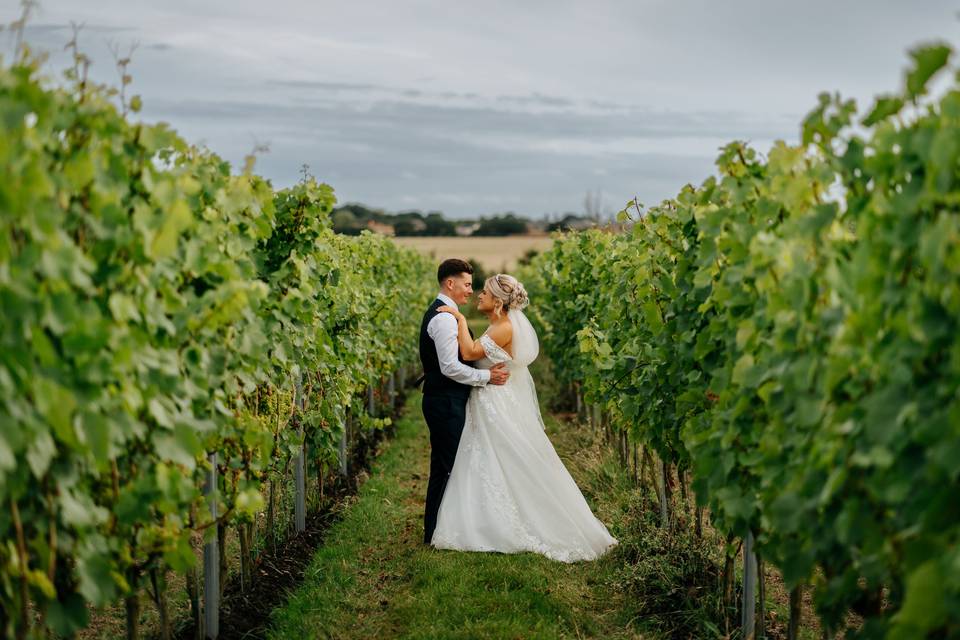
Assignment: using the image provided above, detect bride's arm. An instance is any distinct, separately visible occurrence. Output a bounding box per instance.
[437,306,485,360]
[437,306,512,360]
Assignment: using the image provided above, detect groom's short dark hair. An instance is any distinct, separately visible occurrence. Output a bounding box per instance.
[437,258,473,284]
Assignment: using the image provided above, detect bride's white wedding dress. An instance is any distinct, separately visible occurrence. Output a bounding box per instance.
[431,309,617,562]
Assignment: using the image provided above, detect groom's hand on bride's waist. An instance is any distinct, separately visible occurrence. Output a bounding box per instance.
[489,363,510,385]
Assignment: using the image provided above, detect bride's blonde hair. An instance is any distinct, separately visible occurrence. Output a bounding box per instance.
[485,274,529,316]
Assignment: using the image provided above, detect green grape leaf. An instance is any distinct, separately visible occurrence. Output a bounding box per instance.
[47,592,90,636]
[890,561,947,635]
[861,95,905,127]
[905,43,952,100]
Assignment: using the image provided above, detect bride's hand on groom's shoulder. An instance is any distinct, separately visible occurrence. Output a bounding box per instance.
[437,305,463,320]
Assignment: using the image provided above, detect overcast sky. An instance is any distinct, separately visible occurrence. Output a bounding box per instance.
[12,1,960,218]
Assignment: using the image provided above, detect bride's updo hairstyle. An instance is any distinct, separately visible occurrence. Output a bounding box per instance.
[485,274,529,316]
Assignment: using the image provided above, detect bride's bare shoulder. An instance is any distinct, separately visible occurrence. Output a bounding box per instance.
[485,318,513,349]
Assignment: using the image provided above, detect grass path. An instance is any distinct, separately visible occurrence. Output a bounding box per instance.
[267,392,644,640]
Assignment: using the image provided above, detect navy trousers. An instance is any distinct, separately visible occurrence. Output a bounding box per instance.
[422,392,468,544]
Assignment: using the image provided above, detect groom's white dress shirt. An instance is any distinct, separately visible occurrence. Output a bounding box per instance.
[427,293,491,386]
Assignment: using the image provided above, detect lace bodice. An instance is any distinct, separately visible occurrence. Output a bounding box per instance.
[476,334,512,369]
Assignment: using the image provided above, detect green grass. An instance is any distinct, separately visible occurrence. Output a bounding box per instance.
[267,392,645,640]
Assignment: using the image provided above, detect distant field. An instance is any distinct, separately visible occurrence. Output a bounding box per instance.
[391,235,554,272]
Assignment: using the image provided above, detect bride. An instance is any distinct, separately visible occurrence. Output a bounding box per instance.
[431,274,617,562]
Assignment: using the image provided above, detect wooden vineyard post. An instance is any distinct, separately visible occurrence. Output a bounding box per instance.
[338,409,349,478]
[788,586,802,640]
[657,457,669,529]
[758,557,766,639]
[368,383,376,417]
[293,374,306,534]
[388,371,396,411]
[742,530,758,640]
[294,443,306,533]
[203,453,219,640]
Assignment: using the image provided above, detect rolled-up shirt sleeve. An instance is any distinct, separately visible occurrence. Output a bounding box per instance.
[427,313,491,386]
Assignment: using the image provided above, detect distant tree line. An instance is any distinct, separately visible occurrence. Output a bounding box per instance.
[545,213,593,232]
[331,204,595,237]
[473,213,528,236]
[395,212,457,236]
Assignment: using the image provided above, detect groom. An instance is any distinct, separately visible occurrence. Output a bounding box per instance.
[419,258,510,544]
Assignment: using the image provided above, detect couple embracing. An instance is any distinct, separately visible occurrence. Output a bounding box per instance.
[419,259,617,562]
